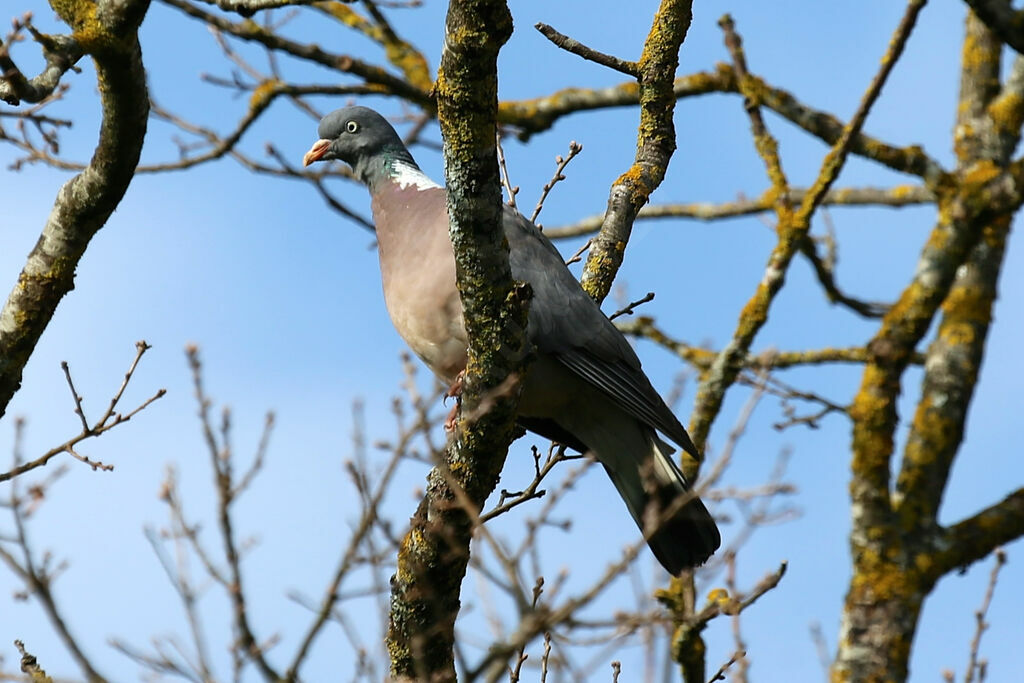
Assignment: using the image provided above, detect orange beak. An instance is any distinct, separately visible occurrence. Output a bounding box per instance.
[302,139,332,167]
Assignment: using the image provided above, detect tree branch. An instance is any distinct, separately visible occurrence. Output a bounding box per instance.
[159,0,431,106]
[894,210,1012,528]
[0,15,84,106]
[0,341,164,483]
[935,490,1024,577]
[185,348,280,681]
[544,184,934,238]
[963,0,1024,56]
[0,0,152,418]
[498,64,947,182]
[692,3,926,451]
[835,6,1024,680]
[386,1,525,680]
[578,0,693,303]
[534,22,638,77]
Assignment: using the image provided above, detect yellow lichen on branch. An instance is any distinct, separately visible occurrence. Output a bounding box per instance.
[313,1,432,91]
[578,0,693,303]
[1,0,151,418]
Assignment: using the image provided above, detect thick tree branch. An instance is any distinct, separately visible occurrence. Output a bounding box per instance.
[988,55,1024,159]
[386,1,525,681]
[847,9,1016,545]
[893,210,1011,528]
[935,490,1024,577]
[578,0,693,303]
[963,0,1024,56]
[0,0,152,418]
[956,10,1004,164]
[835,7,1024,681]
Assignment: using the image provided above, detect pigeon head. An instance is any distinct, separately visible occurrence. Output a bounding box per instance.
[302,106,417,187]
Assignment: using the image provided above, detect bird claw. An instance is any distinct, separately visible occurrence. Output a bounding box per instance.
[443,370,465,432]
[443,371,465,404]
[444,403,459,433]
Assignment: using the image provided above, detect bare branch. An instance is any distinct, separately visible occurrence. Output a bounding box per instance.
[193,0,323,16]
[691,2,927,449]
[792,0,928,224]
[935,489,1024,577]
[963,549,1007,683]
[0,14,83,106]
[185,346,281,681]
[495,133,519,208]
[530,140,582,223]
[14,640,52,682]
[544,184,935,238]
[2,472,106,680]
[0,342,165,483]
[159,0,430,105]
[706,650,745,683]
[608,292,654,321]
[534,23,638,77]
[681,561,787,634]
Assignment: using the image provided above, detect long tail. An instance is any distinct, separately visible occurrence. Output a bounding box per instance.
[601,435,720,574]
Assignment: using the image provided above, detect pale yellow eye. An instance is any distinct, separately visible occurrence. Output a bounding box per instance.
[346,121,359,133]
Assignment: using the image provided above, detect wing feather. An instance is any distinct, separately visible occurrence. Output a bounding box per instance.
[502,207,699,458]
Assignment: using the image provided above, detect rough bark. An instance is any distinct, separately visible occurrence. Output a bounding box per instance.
[385,1,526,681]
[0,0,152,418]
[833,11,1024,682]
[578,0,693,304]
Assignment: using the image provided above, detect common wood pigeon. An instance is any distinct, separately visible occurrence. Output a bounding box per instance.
[304,106,720,573]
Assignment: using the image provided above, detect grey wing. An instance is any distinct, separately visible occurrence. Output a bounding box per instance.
[503,207,700,458]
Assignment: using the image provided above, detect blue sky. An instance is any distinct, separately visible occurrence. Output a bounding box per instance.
[1,1,1021,681]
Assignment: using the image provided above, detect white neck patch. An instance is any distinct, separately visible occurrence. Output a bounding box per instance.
[392,160,441,191]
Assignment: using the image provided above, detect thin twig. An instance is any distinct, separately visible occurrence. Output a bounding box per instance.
[496,133,519,208]
[609,292,654,321]
[725,553,750,683]
[0,342,164,483]
[2,469,105,680]
[964,549,1007,683]
[285,435,406,679]
[543,185,935,239]
[564,238,592,266]
[810,622,831,677]
[480,445,578,523]
[535,23,638,76]
[706,650,746,682]
[793,0,928,222]
[531,140,582,222]
[185,346,280,681]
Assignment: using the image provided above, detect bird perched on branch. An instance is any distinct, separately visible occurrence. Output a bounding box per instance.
[304,106,720,573]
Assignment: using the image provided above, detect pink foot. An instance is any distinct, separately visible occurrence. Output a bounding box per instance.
[444,403,459,432]
[443,370,466,432]
[444,370,465,402]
